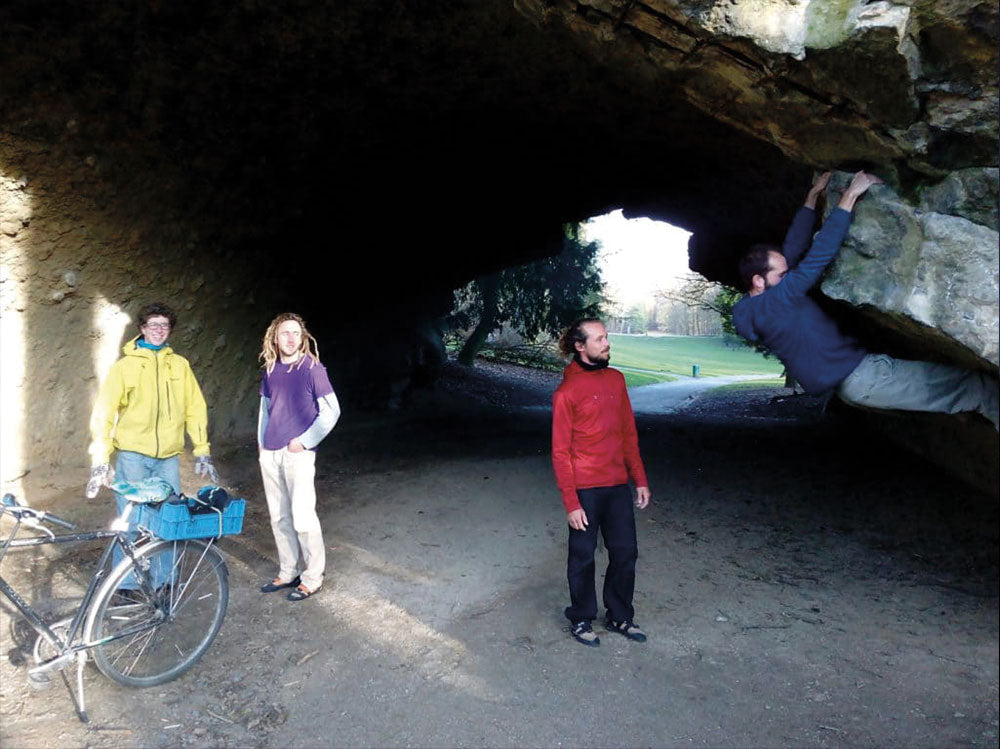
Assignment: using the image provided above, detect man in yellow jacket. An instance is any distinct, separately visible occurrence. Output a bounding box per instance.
[86,302,218,499]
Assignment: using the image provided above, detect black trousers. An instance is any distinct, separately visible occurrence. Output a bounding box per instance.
[564,484,637,624]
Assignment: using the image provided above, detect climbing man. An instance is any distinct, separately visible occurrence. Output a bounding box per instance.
[552,318,652,647]
[733,170,999,430]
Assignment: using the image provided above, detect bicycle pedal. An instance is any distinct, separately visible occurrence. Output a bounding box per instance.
[26,671,53,691]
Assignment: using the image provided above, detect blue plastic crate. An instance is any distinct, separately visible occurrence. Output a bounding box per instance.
[136,497,245,540]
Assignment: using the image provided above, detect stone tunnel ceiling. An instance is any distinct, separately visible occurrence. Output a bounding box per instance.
[1,1,997,481]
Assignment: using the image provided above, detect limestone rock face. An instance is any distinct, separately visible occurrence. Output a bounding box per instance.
[822,171,1000,367]
[516,0,998,180]
[920,168,1000,231]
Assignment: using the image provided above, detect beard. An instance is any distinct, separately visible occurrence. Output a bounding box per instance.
[575,352,610,370]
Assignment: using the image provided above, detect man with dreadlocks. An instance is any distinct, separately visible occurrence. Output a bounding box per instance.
[551,318,651,647]
[257,312,341,602]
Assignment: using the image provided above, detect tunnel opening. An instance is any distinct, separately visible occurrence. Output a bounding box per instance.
[585,209,693,335]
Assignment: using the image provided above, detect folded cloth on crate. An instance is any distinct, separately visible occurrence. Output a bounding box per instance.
[110,477,177,504]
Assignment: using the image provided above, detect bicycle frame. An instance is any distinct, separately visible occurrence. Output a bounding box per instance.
[0,504,166,721]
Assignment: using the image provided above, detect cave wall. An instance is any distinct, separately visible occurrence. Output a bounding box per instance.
[1,0,998,493]
[0,131,284,483]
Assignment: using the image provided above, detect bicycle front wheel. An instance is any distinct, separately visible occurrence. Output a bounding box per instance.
[85,539,229,688]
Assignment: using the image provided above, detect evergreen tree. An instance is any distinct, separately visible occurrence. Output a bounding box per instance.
[450,225,604,365]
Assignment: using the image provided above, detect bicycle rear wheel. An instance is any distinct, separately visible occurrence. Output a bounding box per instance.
[85,539,229,687]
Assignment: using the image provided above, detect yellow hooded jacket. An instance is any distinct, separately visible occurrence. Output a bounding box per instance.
[89,336,210,464]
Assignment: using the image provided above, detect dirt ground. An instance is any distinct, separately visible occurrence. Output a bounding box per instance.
[2,360,998,748]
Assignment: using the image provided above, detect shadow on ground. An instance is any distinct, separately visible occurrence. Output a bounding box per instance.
[2,362,997,748]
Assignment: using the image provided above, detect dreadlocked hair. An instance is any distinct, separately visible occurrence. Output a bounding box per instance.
[259,312,321,374]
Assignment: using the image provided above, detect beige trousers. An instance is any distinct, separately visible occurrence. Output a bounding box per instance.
[259,448,325,591]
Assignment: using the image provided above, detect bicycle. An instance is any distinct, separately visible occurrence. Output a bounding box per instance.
[0,490,231,723]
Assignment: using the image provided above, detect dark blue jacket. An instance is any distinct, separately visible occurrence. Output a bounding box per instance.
[732,206,867,394]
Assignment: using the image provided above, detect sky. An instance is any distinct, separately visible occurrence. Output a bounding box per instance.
[581,210,692,310]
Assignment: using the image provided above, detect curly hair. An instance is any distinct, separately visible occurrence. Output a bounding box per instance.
[137,302,177,329]
[557,318,603,358]
[259,312,321,373]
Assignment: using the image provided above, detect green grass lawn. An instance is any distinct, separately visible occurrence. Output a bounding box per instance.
[620,370,668,387]
[609,334,783,383]
[708,377,788,390]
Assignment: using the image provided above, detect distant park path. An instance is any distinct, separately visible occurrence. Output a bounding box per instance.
[628,373,778,414]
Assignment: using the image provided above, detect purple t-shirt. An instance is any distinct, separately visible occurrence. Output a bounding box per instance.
[260,357,335,450]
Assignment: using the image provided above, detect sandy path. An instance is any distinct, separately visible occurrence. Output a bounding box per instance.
[628,374,778,414]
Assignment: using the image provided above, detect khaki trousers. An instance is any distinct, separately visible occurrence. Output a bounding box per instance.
[838,354,999,430]
[259,448,325,591]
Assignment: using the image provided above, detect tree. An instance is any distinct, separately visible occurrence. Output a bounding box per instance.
[662,276,796,387]
[655,274,729,336]
[449,225,604,365]
[625,305,647,334]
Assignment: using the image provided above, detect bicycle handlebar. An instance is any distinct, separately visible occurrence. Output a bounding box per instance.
[1,493,76,530]
[40,511,75,530]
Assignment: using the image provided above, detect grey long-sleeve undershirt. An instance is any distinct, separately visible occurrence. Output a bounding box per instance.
[257,392,341,450]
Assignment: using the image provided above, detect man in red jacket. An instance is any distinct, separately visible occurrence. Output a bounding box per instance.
[552,318,652,647]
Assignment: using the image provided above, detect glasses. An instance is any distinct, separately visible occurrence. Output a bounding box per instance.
[143,322,171,331]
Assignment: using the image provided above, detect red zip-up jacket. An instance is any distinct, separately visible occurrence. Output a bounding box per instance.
[551,359,649,513]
